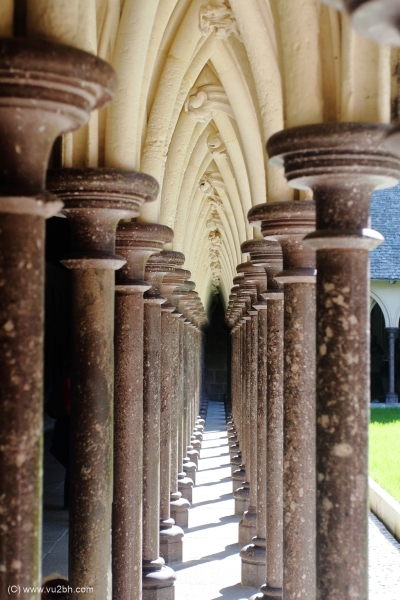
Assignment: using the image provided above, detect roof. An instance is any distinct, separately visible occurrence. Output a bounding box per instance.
[370,184,400,279]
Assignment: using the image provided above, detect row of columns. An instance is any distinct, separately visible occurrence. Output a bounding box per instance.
[227,123,400,600]
[0,37,208,600]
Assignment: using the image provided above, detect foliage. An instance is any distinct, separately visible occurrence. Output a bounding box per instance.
[369,407,400,503]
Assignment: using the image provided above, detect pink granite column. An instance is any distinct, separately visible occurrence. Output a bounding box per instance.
[47,169,141,600]
[230,282,245,481]
[236,262,266,549]
[240,240,284,594]
[159,252,186,564]
[268,122,400,600]
[169,272,192,525]
[142,239,177,600]
[180,286,199,484]
[0,38,115,600]
[234,280,253,524]
[232,303,247,491]
[242,239,285,600]
[113,219,166,600]
[176,286,195,504]
[248,200,316,600]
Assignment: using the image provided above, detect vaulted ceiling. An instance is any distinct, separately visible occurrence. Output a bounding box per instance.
[3,0,397,312]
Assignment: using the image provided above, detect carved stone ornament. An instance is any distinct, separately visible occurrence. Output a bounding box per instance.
[207,131,228,157]
[198,170,227,200]
[184,85,234,122]
[208,228,223,284]
[199,1,242,41]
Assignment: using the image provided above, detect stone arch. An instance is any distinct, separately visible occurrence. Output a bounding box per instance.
[370,290,390,328]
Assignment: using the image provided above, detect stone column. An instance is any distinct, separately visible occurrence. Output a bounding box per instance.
[386,327,399,404]
[176,286,195,504]
[159,252,186,563]
[169,271,192,526]
[47,169,141,600]
[241,240,284,595]
[113,219,166,600]
[142,240,177,600]
[267,123,400,600]
[232,311,247,490]
[180,286,199,484]
[229,285,244,479]
[0,38,115,600]
[248,200,316,600]
[244,239,285,600]
[234,280,253,524]
[236,262,266,548]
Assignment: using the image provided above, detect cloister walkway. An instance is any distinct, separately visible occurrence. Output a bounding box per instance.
[42,401,400,599]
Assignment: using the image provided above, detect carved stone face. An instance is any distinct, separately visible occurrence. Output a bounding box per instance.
[199,1,241,41]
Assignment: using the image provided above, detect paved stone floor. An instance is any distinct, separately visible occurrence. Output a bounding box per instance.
[42,401,400,598]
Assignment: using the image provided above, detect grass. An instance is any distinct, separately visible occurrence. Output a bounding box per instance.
[369,407,400,503]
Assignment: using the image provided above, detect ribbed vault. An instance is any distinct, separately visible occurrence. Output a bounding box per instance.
[16,0,398,314]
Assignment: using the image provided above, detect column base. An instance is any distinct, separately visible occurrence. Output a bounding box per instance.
[186,449,199,467]
[386,393,399,404]
[142,560,176,600]
[170,497,190,529]
[231,455,242,475]
[234,485,250,516]
[191,438,202,451]
[238,507,257,544]
[178,474,193,503]
[232,468,245,492]
[260,584,283,599]
[240,540,266,588]
[160,524,184,563]
[183,461,197,485]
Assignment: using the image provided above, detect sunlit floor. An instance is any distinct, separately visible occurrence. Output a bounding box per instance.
[174,402,258,600]
[42,402,400,599]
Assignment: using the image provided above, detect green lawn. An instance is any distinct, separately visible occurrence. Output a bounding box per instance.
[369,407,400,503]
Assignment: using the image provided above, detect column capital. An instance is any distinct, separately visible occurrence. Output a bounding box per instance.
[267,123,400,252]
[47,168,153,269]
[241,238,282,293]
[386,327,400,334]
[161,257,186,312]
[248,201,316,284]
[144,233,175,302]
[0,38,116,199]
[116,220,169,293]
[236,261,264,314]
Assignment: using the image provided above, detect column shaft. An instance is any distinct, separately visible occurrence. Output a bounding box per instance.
[113,290,145,599]
[0,214,45,598]
[70,268,114,595]
[265,295,284,593]
[386,328,399,404]
[143,301,163,560]
[283,282,316,599]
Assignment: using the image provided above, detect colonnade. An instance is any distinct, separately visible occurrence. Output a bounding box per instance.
[226,123,400,600]
[0,36,207,600]
[2,3,400,599]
